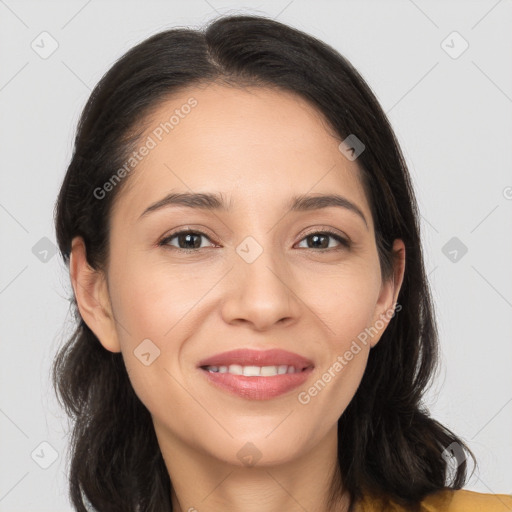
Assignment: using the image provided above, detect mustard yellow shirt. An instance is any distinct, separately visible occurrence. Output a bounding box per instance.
[355,489,512,511]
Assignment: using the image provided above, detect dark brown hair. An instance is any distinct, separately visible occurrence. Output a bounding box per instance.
[53,14,475,512]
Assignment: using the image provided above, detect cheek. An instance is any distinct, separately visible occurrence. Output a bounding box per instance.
[308,262,382,343]
[296,265,381,412]
[107,259,222,411]
[109,256,218,345]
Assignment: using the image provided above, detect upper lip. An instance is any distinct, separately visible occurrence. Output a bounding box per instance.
[198,348,314,370]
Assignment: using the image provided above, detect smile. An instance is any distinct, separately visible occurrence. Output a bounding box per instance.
[203,364,306,376]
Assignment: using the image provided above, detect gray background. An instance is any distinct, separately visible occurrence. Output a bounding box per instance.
[1,0,511,510]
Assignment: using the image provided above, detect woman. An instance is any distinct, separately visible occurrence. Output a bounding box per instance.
[52,14,512,512]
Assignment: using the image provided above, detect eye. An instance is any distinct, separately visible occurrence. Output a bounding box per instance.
[158,228,351,252]
[296,230,350,250]
[158,230,216,251]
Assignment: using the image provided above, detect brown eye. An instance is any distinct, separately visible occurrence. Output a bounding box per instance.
[296,231,350,250]
[159,230,215,251]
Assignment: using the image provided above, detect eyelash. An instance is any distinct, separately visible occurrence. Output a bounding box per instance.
[158,228,351,253]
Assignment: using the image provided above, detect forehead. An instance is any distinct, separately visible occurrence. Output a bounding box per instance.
[113,83,371,223]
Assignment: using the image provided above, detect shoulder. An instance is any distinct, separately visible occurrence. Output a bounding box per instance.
[356,489,512,512]
[420,489,512,512]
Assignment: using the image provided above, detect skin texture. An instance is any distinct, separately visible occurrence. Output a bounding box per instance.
[70,83,406,512]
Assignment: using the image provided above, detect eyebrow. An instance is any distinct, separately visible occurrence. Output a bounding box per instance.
[138,191,368,228]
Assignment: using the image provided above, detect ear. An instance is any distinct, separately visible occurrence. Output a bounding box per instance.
[369,239,406,348]
[69,236,121,353]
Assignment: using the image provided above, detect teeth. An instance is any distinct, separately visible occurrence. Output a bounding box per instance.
[205,364,302,376]
[229,364,243,375]
[278,365,288,375]
[243,365,261,377]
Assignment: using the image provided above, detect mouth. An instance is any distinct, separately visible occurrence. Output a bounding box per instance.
[197,348,314,400]
[201,363,309,376]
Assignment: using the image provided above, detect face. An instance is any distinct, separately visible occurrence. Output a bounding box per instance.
[73,83,404,468]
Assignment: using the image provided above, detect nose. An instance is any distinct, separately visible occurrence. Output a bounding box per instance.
[220,242,301,331]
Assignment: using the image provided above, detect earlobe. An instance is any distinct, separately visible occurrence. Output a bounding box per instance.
[369,239,406,348]
[69,237,121,353]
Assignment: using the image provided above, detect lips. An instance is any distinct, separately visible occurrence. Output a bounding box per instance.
[197,348,314,370]
[197,348,315,400]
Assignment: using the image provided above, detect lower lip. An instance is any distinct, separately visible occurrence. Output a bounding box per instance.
[199,367,314,400]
